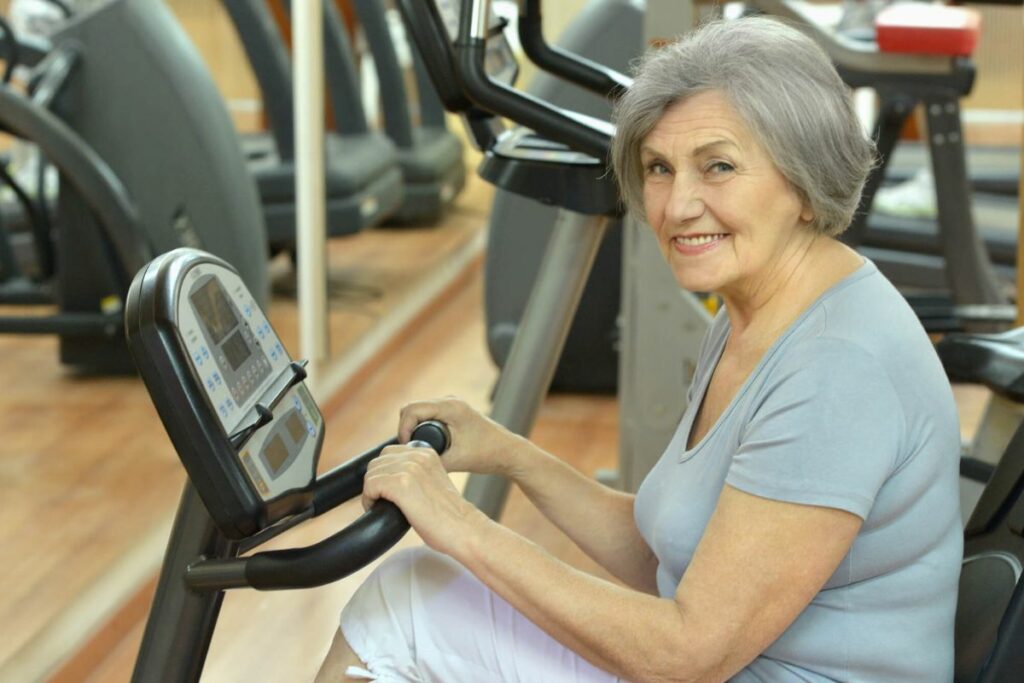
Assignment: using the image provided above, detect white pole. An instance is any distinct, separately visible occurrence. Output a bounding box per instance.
[292,0,329,394]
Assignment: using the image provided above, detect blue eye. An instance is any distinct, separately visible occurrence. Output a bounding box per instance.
[707,161,734,174]
[645,161,671,176]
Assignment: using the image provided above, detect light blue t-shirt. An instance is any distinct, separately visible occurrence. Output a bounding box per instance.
[634,259,963,682]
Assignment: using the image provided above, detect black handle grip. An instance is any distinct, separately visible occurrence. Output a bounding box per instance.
[409,419,451,453]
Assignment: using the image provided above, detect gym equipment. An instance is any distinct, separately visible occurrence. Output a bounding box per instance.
[936,329,1024,682]
[395,0,632,517]
[222,0,404,250]
[0,0,268,373]
[484,0,640,394]
[752,0,1012,318]
[126,247,451,681]
[887,143,1020,198]
[347,0,467,224]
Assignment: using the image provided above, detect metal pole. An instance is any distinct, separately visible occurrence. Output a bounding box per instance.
[131,484,237,683]
[464,211,609,518]
[293,0,329,393]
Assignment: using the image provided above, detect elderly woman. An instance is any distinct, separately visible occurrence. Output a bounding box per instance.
[317,16,962,683]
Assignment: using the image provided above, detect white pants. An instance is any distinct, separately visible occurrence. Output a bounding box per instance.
[339,547,621,682]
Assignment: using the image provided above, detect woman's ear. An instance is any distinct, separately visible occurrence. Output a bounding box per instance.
[799,205,814,224]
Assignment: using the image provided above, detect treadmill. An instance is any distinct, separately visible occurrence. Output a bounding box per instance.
[752,0,1015,322]
[345,0,467,224]
[222,0,404,251]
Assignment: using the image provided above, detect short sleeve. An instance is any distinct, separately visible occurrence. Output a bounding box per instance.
[725,339,905,519]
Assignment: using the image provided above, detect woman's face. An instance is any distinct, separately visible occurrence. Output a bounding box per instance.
[640,91,814,304]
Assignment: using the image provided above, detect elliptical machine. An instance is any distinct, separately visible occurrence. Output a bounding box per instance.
[0,0,269,373]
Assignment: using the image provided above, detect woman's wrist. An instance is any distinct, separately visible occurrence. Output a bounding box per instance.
[497,432,542,481]
[450,502,497,565]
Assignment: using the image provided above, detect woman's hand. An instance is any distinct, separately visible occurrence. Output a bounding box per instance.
[361,444,489,559]
[398,397,527,478]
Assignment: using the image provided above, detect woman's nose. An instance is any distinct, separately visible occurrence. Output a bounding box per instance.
[666,176,705,224]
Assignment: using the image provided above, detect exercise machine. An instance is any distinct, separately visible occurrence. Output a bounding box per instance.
[222,0,404,250]
[936,328,1024,681]
[483,0,640,393]
[395,0,646,517]
[126,247,451,681]
[347,0,467,224]
[0,0,268,373]
[752,0,1013,318]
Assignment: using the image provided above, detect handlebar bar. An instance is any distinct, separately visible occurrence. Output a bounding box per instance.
[519,0,632,101]
[455,0,613,160]
[186,421,451,591]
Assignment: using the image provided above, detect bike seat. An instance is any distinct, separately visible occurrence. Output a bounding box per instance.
[936,328,1024,403]
[875,4,980,57]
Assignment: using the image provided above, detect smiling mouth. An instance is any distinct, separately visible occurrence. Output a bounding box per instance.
[673,233,728,247]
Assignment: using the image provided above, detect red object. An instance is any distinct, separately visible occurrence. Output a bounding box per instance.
[875,3,981,57]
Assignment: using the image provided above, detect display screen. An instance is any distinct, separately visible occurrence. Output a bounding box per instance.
[286,411,306,443]
[191,278,239,344]
[262,434,290,475]
[221,329,251,371]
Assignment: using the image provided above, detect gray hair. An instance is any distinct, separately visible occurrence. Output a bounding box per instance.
[611,16,875,236]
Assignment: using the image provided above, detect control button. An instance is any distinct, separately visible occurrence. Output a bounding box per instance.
[213,372,222,386]
[306,422,316,437]
[201,346,210,360]
[205,377,215,391]
[244,305,253,318]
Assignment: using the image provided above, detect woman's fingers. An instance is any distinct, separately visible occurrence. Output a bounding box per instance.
[398,399,452,442]
[362,447,437,508]
[400,398,469,443]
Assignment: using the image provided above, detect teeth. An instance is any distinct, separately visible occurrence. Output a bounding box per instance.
[676,234,725,246]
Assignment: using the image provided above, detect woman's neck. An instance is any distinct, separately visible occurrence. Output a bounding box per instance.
[721,238,862,357]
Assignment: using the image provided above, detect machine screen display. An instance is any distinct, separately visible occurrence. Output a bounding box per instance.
[191,278,239,344]
[221,329,252,371]
[286,412,306,443]
[262,434,290,476]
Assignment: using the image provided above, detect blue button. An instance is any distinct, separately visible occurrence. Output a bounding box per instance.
[213,373,222,385]
[205,377,215,391]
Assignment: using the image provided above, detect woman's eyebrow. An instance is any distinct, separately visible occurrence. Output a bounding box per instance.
[692,139,739,156]
[641,139,739,160]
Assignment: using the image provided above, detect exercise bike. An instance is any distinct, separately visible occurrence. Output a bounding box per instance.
[125,248,450,681]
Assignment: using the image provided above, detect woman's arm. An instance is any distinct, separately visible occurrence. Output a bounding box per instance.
[504,435,658,592]
[397,398,658,591]
[363,446,862,682]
